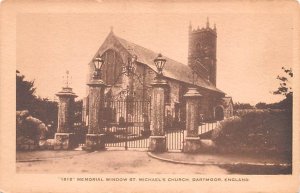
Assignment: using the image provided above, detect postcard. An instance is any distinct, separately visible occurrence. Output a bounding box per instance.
[0,0,299,192]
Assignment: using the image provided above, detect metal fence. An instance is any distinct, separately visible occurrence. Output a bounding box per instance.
[73,123,87,146]
[165,121,220,151]
[103,99,151,149]
[198,121,220,135]
[73,98,219,151]
[166,129,185,151]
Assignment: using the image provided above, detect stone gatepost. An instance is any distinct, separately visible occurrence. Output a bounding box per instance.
[148,77,168,152]
[183,87,202,153]
[54,87,77,150]
[85,78,106,151]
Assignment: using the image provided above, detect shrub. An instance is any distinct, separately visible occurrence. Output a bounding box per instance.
[211,116,245,151]
[16,110,49,150]
[212,110,292,155]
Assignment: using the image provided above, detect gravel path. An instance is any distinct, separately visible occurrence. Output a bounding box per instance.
[16,150,228,174]
[16,150,89,161]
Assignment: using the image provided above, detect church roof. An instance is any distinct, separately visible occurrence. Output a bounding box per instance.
[94,31,224,94]
[221,97,233,108]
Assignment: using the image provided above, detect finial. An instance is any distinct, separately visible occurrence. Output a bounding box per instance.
[206,17,210,28]
[110,26,114,33]
[65,70,70,88]
[213,23,217,31]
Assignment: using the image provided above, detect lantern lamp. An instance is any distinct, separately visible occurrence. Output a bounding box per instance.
[93,56,104,79]
[154,53,166,76]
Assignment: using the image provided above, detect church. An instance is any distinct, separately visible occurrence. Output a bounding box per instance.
[82,20,233,128]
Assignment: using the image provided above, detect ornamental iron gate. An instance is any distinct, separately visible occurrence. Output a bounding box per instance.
[103,99,151,149]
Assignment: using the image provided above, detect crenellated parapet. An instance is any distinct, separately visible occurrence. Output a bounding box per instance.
[189,18,217,35]
[190,27,217,35]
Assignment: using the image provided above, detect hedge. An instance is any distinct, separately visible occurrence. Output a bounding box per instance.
[211,110,292,155]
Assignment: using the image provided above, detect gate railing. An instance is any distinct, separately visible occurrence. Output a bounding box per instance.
[103,99,151,149]
[103,99,151,125]
[73,123,87,146]
[165,121,220,151]
[166,129,185,151]
[198,121,220,135]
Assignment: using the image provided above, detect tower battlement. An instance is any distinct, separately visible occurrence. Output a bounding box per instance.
[190,27,216,35]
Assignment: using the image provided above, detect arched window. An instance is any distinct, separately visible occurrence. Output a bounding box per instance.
[215,106,224,121]
[100,49,123,86]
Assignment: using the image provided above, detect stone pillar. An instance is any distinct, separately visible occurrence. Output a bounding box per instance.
[85,78,106,151]
[148,77,168,152]
[183,87,202,153]
[54,87,77,150]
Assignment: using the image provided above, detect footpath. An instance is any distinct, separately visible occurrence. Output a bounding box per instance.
[148,152,291,166]
[148,151,292,174]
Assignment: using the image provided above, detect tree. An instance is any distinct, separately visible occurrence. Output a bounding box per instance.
[16,70,36,110]
[234,102,254,110]
[255,102,268,109]
[16,70,58,129]
[273,67,293,97]
[272,67,293,110]
[30,97,58,128]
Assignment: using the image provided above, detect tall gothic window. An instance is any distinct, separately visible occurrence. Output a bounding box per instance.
[100,49,123,86]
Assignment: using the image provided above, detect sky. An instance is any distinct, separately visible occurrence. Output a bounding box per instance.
[16,1,296,105]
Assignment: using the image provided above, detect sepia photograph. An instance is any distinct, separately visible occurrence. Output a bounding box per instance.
[1,0,300,193]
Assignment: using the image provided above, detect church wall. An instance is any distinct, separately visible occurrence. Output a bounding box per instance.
[168,80,180,104]
[86,45,225,127]
[164,79,182,129]
[132,63,156,100]
[198,95,210,121]
[223,101,234,118]
[197,87,222,121]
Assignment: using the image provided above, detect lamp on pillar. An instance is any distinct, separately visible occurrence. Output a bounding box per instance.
[93,56,104,79]
[148,53,168,152]
[84,55,107,151]
[154,53,166,78]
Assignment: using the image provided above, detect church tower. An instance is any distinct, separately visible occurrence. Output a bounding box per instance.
[188,18,217,86]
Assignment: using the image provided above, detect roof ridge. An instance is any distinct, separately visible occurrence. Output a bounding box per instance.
[106,33,223,93]
[114,35,148,50]
[115,34,189,66]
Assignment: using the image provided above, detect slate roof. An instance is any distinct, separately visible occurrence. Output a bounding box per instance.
[96,31,225,94]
